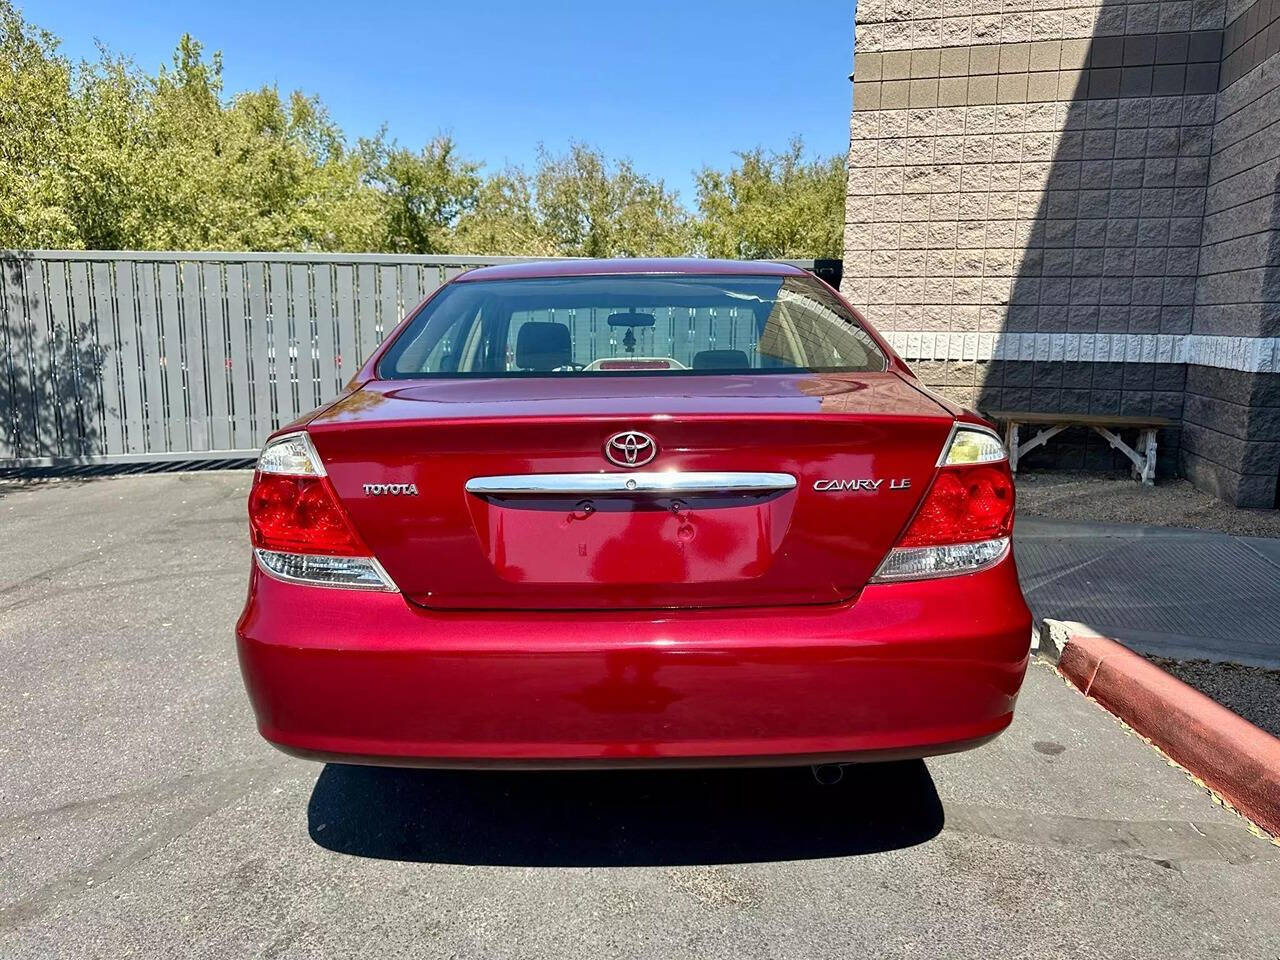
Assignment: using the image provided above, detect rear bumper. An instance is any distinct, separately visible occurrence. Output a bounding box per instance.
[236,556,1032,767]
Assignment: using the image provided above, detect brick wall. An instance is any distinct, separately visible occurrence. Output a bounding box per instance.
[846,0,1280,504]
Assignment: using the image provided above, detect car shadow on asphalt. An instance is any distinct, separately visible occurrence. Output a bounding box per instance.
[306,761,943,866]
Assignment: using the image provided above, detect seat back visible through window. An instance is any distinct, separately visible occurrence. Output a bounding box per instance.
[515,322,572,370]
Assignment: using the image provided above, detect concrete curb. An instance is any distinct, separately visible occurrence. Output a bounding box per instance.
[1041,619,1280,838]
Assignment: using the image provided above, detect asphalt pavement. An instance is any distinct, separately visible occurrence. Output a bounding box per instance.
[2,472,1278,959]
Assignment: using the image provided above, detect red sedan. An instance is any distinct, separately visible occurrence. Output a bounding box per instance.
[236,259,1031,769]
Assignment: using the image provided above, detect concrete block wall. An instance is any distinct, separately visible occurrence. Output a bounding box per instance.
[846,0,1280,504]
[1183,0,1280,504]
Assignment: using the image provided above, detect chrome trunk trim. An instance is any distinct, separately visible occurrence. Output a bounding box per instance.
[465,471,798,496]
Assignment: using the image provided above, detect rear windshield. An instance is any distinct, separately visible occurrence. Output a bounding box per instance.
[378,273,886,379]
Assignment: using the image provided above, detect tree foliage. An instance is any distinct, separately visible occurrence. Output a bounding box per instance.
[0,2,77,247]
[0,2,844,258]
[531,143,692,258]
[453,167,555,257]
[695,138,846,260]
[360,132,481,254]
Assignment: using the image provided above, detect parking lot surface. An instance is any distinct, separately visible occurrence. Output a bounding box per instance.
[2,473,1278,959]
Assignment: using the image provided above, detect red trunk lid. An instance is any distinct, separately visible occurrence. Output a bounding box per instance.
[307,373,954,610]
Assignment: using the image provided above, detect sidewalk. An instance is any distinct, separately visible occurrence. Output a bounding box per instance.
[1015,517,1280,668]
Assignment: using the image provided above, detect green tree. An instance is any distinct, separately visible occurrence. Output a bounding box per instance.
[0,1,78,247]
[453,167,555,257]
[533,143,691,258]
[694,137,845,260]
[110,38,382,251]
[360,132,481,254]
[1,0,846,260]
[0,8,380,252]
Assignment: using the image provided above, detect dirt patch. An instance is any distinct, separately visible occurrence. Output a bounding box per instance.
[1015,471,1280,538]
[1144,656,1280,738]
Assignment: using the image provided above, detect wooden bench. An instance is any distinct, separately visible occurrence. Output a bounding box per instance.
[987,411,1172,486]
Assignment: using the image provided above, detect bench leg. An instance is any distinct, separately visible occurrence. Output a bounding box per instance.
[1016,423,1070,464]
[1092,426,1157,486]
[1005,421,1020,472]
[1140,428,1157,486]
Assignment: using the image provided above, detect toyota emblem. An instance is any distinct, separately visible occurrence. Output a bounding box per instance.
[604,430,657,468]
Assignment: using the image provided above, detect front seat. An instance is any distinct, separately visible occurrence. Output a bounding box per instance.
[516,322,572,370]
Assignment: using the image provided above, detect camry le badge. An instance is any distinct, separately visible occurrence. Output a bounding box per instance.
[363,482,419,496]
[604,430,658,468]
[813,478,911,491]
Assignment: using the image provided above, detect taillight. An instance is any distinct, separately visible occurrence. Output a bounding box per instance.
[872,426,1014,582]
[249,474,365,555]
[896,465,1014,547]
[247,432,397,591]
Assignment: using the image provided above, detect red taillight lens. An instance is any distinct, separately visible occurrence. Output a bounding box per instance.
[897,463,1015,547]
[248,473,367,556]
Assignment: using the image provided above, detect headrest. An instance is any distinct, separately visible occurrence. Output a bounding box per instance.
[692,349,750,370]
[516,322,572,370]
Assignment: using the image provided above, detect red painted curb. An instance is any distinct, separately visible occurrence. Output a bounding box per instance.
[1057,633,1280,837]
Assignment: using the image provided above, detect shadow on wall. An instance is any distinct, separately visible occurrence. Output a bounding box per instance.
[1,257,102,464]
[974,0,1221,476]
[1257,164,1280,507]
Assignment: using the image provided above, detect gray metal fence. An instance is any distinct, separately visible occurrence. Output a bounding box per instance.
[0,251,827,468]
[0,251,531,467]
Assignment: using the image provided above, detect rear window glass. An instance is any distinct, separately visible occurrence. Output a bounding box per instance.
[378,273,886,378]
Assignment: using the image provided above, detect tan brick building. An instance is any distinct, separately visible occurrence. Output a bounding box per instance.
[844,0,1280,506]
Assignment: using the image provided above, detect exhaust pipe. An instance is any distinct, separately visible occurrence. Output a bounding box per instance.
[810,763,844,786]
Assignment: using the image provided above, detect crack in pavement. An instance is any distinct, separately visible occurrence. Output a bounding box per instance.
[4,774,1272,936]
[942,802,1278,867]
[0,764,287,931]
[0,481,243,602]
[0,568,246,618]
[0,763,285,831]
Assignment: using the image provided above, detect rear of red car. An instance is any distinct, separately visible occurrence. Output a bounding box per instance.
[236,260,1031,767]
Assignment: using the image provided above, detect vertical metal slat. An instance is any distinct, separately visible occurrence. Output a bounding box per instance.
[200,263,232,451]
[43,260,76,457]
[333,264,357,387]
[111,262,146,454]
[420,263,444,303]
[90,261,126,455]
[66,261,99,456]
[133,262,167,453]
[312,265,339,401]
[289,263,314,412]
[179,262,210,451]
[401,264,422,318]
[223,263,252,449]
[19,260,58,456]
[355,263,378,367]
[378,264,399,346]
[0,263,21,458]
[157,262,186,452]
[244,262,274,439]
[267,262,295,431]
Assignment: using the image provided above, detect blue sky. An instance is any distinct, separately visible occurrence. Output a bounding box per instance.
[30,0,855,203]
